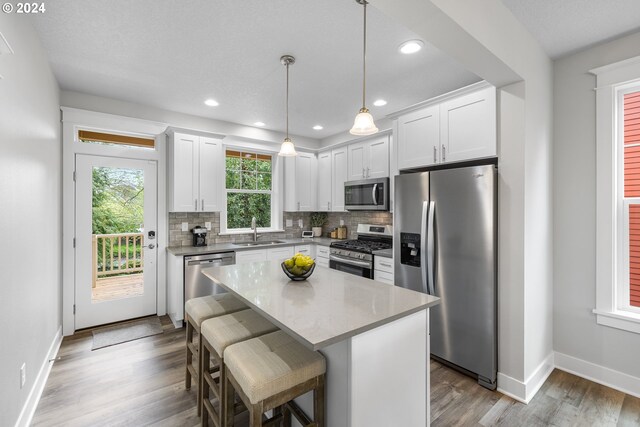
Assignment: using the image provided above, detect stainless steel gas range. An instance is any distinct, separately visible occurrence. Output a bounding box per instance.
[329,224,392,279]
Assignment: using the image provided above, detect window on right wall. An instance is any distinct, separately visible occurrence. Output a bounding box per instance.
[594,57,640,334]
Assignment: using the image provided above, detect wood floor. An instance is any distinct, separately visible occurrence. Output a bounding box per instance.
[33,316,640,427]
[92,273,144,302]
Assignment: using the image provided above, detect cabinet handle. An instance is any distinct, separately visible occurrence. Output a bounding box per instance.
[201,199,204,211]
[366,167,370,178]
[362,168,365,178]
[433,146,437,163]
[195,199,198,210]
[442,145,446,162]
[379,262,392,268]
[298,202,301,211]
[328,201,331,211]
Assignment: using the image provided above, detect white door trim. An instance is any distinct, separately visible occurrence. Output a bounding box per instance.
[61,107,168,335]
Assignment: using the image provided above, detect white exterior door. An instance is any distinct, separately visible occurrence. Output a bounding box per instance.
[75,155,158,329]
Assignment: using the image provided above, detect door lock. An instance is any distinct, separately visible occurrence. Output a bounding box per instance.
[144,243,156,249]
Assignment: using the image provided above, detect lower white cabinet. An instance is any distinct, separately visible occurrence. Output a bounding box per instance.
[316,245,330,268]
[167,252,184,327]
[294,244,314,257]
[267,246,295,262]
[374,256,394,285]
[235,249,267,264]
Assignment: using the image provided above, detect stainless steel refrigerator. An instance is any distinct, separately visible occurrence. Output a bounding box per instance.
[394,164,497,389]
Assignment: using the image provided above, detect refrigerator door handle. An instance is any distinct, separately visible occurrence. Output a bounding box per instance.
[372,184,378,206]
[427,201,436,295]
[420,201,429,294]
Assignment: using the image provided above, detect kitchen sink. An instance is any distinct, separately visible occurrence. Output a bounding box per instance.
[233,240,285,247]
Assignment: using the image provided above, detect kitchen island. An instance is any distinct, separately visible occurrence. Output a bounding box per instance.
[202,261,440,426]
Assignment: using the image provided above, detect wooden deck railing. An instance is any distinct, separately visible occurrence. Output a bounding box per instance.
[92,233,144,288]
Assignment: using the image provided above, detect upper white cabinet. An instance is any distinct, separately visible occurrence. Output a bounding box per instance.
[331,147,348,212]
[284,152,317,212]
[440,86,496,163]
[395,83,496,170]
[397,105,440,170]
[168,131,223,212]
[317,151,332,211]
[347,136,389,180]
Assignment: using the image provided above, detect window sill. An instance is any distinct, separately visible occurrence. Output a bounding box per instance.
[218,229,285,236]
[593,309,640,334]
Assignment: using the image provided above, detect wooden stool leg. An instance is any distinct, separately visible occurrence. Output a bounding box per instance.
[196,328,203,417]
[185,316,194,390]
[282,404,292,427]
[249,403,262,427]
[313,376,325,427]
[200,342,210,425]
[223,367,235,427]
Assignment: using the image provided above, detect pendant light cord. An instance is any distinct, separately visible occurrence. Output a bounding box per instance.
[362,0,367,110]
[286,61,289,139]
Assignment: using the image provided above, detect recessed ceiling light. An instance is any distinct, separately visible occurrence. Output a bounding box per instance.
[313,125,323,130]
[373,99,387,107]
[204,99,219,107]
[254,122,266,127]
[399,40,424,54]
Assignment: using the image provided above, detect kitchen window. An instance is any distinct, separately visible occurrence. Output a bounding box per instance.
[224,149,274,231]
[593,57,640,334]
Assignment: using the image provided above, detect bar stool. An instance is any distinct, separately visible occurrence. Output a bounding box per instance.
[223,330,326,427]
[200,309,279,426]
[184,294,247,415]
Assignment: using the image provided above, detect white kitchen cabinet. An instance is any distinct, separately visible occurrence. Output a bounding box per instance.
[440,85,496,163]
[294,244,313,257]
[395,83,496,170]
[374,256,394,286]
[267,246,294,262]
[168,131,223,212]
[331,147,348,211]
[235,249,267,265]
[317,150,332,211]
[167,252,184,327]
[396,105,440,170]
[284,152,317,212]
[316,245,330,268]
[347,136,389,180]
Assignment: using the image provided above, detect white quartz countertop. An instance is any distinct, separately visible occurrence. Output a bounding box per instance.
[167,237,339,256]
[202,261,440,350]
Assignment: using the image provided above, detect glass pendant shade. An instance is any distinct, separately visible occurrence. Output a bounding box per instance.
[278,137,297,156]
[350,108,378,136]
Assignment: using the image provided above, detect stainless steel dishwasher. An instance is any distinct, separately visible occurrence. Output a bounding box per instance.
[184,252,236,302]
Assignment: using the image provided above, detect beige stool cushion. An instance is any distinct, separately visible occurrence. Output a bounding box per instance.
[224,331,326,404]
[185,294,247,327]
[201,309,279,357]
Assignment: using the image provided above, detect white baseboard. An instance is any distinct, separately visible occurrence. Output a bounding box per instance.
[554,351,640,399]
[14,326,63,427]
[497,352,555,403]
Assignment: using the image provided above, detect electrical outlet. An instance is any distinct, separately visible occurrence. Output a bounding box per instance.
[20,363,25,389]
[286,219,293,227]
[340,219,345,226]
[298,219,303,228]
[181,222,188,232]
[204,222,211,230]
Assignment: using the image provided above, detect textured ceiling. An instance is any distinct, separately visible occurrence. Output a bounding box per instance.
[502,0,640,59]
[30,0,479,139]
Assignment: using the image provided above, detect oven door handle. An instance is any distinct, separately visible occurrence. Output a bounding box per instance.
[330,254,372,268]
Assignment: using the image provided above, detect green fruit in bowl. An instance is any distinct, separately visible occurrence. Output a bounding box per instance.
[289,266,305,276]
[284,258,295,269]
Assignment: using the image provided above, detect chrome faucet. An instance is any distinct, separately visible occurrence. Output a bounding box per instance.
[251,216,259,242]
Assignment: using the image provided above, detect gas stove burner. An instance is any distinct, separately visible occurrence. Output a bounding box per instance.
[330,239,392,254]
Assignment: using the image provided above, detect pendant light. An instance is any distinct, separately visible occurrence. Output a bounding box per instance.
[350,0,378,136]
[278,55,298,157]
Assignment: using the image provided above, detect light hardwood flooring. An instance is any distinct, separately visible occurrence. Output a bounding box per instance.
[33,316,640,426]
[92,273,144,303]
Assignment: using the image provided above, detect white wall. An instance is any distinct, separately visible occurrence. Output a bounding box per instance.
[61,91,321,150]
[0,15,62,426]
[554,31,640,378]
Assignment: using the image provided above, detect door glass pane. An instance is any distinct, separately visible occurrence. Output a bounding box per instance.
[91,167,145,303]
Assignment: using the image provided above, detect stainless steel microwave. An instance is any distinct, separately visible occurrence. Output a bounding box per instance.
[344,178,389,211]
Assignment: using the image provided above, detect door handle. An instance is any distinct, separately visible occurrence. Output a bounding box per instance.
[143,243,156,250]
[420,201,429,294]
[426,201,436,295]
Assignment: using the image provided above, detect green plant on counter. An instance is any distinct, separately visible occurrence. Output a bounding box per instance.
[310,212,328,227]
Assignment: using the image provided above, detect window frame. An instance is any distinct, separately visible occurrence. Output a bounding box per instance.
[219,145,283,234]
[593,56,640,334]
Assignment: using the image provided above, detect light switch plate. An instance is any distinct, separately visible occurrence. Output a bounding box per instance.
[340,219,345,226]
[181,222,188,232]
[205,222,212,230]
[286,219,293,227]
[298,219,303,228]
